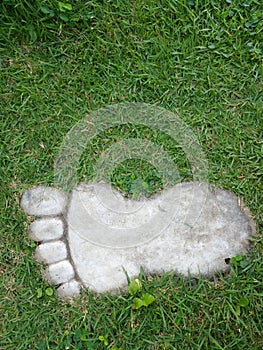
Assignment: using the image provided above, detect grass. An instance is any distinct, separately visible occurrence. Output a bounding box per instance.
[1,0,262,349]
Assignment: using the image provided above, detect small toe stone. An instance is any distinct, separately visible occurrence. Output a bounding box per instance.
[29,217,64,242]
[21,186,68,216]
[35,241,67,264]
[45,260,75,285]
[56,279,81,299]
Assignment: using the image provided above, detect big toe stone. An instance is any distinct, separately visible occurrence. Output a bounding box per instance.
[21,186,68,216]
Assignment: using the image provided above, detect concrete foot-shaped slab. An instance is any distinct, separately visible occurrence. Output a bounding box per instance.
[21,182,256,299]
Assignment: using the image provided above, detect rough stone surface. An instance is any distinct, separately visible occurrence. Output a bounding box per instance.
[21,181,256,298]
[57,279,81,299]
[45,260,75,285]
[67,182,255,293]
[21,186,68,216]
[29,217,64,242]
[35,241,67,264]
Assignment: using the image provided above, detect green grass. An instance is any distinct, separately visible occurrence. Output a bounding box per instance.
[1,0,262,349]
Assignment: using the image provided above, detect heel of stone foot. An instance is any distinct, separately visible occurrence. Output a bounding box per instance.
[21,186,82,299]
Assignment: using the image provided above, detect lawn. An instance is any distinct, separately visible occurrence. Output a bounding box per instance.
[0,0,262,349]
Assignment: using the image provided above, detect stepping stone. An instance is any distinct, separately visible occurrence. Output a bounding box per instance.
[56,280,82,299]
[67,182,255,293]
[21,186,68,216]
[46,260,75,285]
[29,217,64,242]
[35,241,68,264]
[21,182,256,299]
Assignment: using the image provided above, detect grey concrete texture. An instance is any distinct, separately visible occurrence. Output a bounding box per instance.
[21,186,68,216]
[56,279,81,299]
[29,217,64,242]
[35,241,68,264]
[21,181,256,298]
[68,182,255,293]
[45,260,75,285]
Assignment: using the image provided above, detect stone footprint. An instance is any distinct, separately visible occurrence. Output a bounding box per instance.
[21,182,256,299]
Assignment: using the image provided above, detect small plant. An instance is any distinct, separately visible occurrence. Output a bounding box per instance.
[36,288,43,298]
[40,1,73,23]
[230,254,251,274]
[230,254,243,267]
[232,294,250,316]
[98,335,123,350]
[98,335,109,346]
[132,293,155,310]
[36,286,54,298]
[128,278,142,296]
[128,278,155,310]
